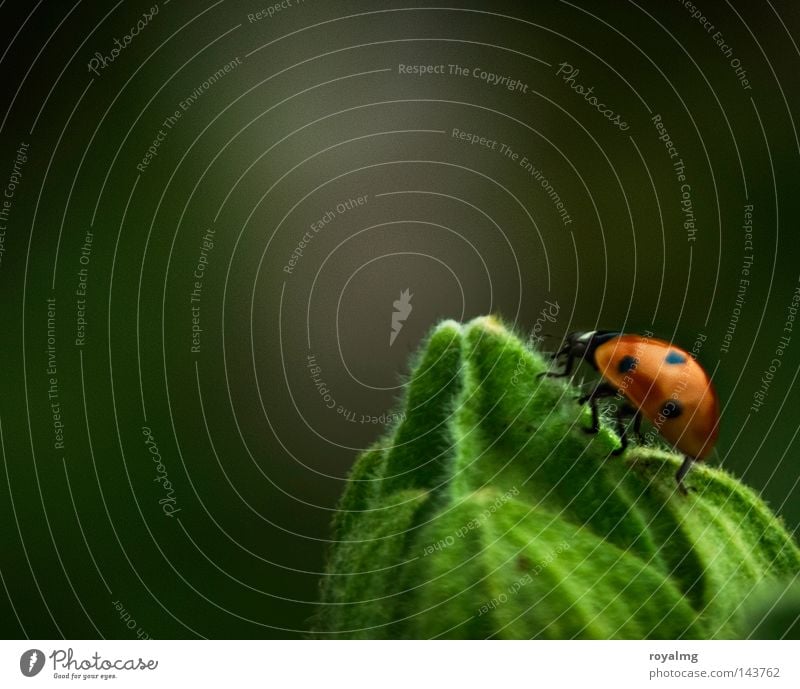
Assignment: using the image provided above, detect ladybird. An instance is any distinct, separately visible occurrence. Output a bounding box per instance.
[543,330,719,490]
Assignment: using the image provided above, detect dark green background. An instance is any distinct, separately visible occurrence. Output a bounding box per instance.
[0,0,797,638]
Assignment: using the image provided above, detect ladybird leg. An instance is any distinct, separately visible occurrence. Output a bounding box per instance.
[577,382,617,434]
[538,350,575,379]
[611,410,629,456]
[675,456,694,494]
[586,395,600,434]
[632,410,645,443]
[577,381,617,405]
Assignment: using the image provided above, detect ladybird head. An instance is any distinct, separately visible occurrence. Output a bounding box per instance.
[559,330,620,369]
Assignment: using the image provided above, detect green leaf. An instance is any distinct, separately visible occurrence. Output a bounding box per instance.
[315,317,800,638]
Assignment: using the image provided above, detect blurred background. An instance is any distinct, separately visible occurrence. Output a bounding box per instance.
[0,0,797,638]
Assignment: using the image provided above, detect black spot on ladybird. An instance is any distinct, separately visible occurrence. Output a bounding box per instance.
[618,355,638,373]
[665,351,686,364]
[660,399,683,419]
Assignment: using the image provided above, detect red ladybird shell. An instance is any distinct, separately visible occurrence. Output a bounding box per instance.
[593,335,719,460]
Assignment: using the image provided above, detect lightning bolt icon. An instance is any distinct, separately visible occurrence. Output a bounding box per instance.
[389,289,413,346]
